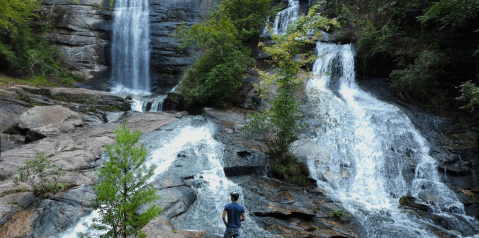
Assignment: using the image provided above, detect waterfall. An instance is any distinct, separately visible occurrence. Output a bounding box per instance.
[110,0,151,94]
[57,118,272,238]
[304,42,479,237]
[130,94,167,112]
[261,0,300,36]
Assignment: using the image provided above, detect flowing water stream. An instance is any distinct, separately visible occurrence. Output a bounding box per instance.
[58,118,272,238]
[110,0,150,93]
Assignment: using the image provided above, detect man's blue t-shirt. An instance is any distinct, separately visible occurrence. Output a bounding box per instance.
[224,202,245,228]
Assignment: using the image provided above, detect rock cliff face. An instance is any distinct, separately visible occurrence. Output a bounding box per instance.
[40,0,112,79]
[149,0,213,93]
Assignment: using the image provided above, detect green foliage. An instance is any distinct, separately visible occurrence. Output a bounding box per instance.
[18,94,42,106]
[91,120,162,238]
[52,93,87,103]
[419,0,479,29]
[0,0,39,33]
[330,210,350,221]
[177,17,254,105]
[212,0,277,43]
[176,0,276,106]
[0,2,77,81]
[457,81,479,111]
[244,4,338,185]
[323,0,478,104]
[390,50,448,100]
[13,152,67,196]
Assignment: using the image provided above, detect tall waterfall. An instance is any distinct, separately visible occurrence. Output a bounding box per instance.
[110,0,150,94]
[304,42,479,237]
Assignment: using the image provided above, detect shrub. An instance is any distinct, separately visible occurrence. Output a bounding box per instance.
[13,152,68,196]
[457,81,479,111]
[91,120,162,238]
[0,1,77,81]
[330,210,350,221]
[390,50,448,100]
[175,0,277,106]
[213,0,277,43]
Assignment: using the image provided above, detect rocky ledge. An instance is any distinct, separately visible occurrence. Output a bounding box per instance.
[0,85,357,237]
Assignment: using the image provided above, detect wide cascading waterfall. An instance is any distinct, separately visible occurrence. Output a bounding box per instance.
[303,42,479,237]
[110,0,150,93]
[57,117,272,238]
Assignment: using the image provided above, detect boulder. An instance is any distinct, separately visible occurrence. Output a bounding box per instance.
[399,196,431,212]
[18,105,84,141]
[0,101,29,133]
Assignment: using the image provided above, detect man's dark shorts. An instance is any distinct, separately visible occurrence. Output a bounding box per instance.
[223,226,241,238]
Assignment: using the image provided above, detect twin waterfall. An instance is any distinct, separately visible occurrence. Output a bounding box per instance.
[110,0,150,93]
[59,0,479,237]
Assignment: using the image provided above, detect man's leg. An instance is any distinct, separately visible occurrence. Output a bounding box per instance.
[233,228,241,238]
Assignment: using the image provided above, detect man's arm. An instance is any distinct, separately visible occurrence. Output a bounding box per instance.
[222,211,228,226]
[240,213,246,222]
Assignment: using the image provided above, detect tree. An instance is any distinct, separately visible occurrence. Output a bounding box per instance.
[13,152,68,196]
[91,121,162,238]
[175,0,278,106]
[243,4,339,184]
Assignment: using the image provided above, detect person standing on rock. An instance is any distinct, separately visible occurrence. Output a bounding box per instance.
[222,192,246,238]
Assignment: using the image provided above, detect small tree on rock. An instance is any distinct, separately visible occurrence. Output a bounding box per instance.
[92,121,162,238]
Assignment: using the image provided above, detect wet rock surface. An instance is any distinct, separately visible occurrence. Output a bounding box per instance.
[359,77,479,221]
[233,176,357,238]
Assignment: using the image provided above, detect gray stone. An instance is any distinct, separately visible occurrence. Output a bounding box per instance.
[18,105,84,139]
[203,108,246,125]
[81,113,104,125]
[103,111,125,123]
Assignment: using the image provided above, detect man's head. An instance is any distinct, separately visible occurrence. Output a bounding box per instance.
[230,192,240,202]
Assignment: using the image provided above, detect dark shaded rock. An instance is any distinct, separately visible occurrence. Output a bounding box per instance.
[399,196,431,212]
[0,100,29,133]
[149,0,214,93]
[233,176,357,238]
[0,133,26,153]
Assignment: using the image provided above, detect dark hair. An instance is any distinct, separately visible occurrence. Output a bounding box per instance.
[230,192,240,201]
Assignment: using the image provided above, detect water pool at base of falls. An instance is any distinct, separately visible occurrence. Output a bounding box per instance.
[58,117,273,238]
[299,42,479,237]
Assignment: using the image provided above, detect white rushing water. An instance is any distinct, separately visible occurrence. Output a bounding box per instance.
[304,42,479,237]
[260,0,300,36]
[59,118,271,238]
[110,0,150,93]
[273,0,300,35]
[130,94,167,112]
